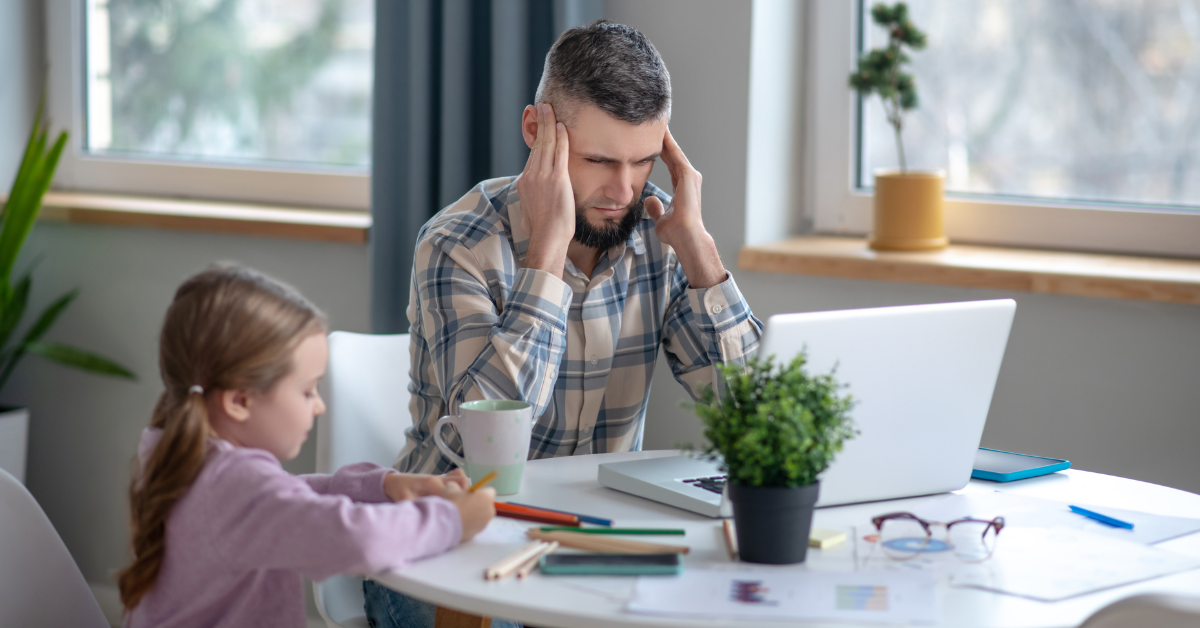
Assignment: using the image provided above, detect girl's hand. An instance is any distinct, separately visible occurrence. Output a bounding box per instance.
[443,483,497,542]
[384,468,470,502]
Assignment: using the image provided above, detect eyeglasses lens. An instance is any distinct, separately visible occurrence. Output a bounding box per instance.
[878,518,931,559]
[948,520,998,562]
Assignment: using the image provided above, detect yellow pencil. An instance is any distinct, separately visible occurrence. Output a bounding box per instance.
[468,470,499,493]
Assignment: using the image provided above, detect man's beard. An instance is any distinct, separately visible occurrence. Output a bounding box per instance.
[572,200,645,251]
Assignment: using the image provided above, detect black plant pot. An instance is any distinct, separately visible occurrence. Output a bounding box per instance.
[728,481,820,564]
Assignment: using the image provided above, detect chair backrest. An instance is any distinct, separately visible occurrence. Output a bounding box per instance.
[0,468,109,627]
[317,332,413,473]
[313,332,414,627]
[1080,593,1200,628]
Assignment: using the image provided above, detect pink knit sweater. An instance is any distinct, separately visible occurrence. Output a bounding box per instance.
[126,428,462,628]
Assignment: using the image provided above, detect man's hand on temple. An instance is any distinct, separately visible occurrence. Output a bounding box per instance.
[644,129,727,289]
[516,103,575,278]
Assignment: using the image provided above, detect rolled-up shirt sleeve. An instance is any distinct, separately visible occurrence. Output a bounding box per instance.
[661,262,763,401]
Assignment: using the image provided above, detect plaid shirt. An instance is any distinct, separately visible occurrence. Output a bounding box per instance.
[396,176,762,473]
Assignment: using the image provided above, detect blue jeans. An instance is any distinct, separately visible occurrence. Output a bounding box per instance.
[363,580,522,628]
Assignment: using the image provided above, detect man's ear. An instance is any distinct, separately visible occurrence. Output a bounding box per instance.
[521,104,538,149]
[220,389,253,423]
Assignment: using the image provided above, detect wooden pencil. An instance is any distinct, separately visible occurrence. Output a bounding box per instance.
[722,519,738,559]
[495,503,580,526]
[483,541,550,580]
[516,541,559,579]
[526,529,690,554]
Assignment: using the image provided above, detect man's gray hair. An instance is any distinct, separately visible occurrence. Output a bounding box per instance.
[534,20,671,125]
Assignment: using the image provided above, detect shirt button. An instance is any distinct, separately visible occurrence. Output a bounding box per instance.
[712,304,723,314]
[590,355,598,366]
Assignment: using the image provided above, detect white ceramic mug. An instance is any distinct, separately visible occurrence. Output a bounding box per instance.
[433,399,533,495]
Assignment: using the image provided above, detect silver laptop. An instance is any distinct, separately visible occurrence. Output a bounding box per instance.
[598,299,1016,517]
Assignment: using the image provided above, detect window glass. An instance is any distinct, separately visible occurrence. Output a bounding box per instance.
[86,0,373,170]
[857,0,1200,210]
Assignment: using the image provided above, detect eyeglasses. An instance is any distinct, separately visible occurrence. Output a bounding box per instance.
[870,511,1005,563]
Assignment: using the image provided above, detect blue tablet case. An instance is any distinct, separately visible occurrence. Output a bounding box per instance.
[971,447,1071,482]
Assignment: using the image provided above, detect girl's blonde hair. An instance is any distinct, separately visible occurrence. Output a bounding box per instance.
[117,265,326,611]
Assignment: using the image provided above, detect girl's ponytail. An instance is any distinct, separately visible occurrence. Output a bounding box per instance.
[118,390,210,610]
[117,265,326,612]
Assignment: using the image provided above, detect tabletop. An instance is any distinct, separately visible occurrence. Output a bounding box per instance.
[373,450,1200,628]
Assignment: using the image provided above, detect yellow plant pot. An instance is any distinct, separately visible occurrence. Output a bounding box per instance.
[869,170,947,251]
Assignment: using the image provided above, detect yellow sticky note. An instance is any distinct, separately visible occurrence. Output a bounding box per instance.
[809,528,846,549]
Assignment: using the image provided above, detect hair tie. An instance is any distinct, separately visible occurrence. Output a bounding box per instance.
[188,385,204,395]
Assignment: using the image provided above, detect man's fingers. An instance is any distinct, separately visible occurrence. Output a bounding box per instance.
[554,122,569,172]
[660,128,693,175]
[540,104,558,171]
[645,196,665,221]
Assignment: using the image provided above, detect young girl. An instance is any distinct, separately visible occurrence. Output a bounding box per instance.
[118,265,495,627]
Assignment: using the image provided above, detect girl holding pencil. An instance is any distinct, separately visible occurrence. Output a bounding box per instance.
[118,265,495,628]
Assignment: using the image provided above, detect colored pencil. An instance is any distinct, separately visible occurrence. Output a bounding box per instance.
[537,526,684,535]
[723,519,737,559]
[516,541,559,579]
[484,541,549,580]
[505,502,613,527]
[527,529,690,554]
[495,502,580,526]
[468,470,499,493]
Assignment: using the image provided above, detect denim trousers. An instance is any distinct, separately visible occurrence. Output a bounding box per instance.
[363,580,522,628]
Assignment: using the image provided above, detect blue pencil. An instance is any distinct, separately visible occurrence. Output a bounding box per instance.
[1070,505,1134,529]
[505,502,613,527]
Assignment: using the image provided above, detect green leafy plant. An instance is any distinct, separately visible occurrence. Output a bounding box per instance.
[0,100,136,394]
[849,2,928,173]
[692,354,856,488]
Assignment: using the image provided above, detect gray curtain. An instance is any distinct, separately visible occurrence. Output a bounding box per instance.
[370,0,602,334]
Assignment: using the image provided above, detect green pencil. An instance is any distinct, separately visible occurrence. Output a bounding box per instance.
[537,526,685,535]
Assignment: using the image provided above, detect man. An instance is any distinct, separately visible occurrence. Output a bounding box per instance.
[365,20,761,628]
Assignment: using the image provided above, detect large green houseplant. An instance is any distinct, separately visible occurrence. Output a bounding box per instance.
[0,100,135,482]
[848,2,947,251]
[694,354,856,564]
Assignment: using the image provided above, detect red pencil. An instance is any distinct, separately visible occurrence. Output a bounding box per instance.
[495,502,580,526]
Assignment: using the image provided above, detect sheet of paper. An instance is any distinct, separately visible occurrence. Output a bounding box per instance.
[909,491,1200,545]
[470,517,533,544]
[627,569,938,624]
[950,527,1200,602]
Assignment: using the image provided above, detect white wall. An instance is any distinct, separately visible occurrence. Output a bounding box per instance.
[608,0,1200,494]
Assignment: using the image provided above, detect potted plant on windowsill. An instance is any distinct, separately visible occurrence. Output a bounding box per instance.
[693,354,856,565]
[849,2,945,251]
[0,99,136,483]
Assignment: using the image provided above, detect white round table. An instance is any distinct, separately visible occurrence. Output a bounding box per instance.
[373,451,1200,628]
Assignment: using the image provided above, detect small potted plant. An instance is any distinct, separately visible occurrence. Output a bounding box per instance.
[693,354,856,564]
[0,99,135,483]
[849,2,945,251]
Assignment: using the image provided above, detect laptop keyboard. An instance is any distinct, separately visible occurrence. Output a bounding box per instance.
[682,475,727,494]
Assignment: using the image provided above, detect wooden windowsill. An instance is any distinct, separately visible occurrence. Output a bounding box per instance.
[30,192,371,244]
[738,237,1200,305]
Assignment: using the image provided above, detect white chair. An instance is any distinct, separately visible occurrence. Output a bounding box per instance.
[0,467,109,627]
[1078,593,1200,628]
[313,332,414,628]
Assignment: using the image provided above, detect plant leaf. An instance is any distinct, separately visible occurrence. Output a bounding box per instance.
[0,271,31,352]
[20,288,77,345]
[0,104,67,287]
[25,342,137,380]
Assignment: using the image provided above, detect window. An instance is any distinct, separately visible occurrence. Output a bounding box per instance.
[47,0,373,209]
[806,0,1200,257]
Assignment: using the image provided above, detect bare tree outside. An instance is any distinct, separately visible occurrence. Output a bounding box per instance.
[86,0,374,169]
[859,0,1200,210]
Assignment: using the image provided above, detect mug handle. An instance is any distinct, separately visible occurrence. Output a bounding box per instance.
[433,414,468,469]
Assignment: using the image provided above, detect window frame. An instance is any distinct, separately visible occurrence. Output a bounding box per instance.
[804,0,1200,258]
[45,0,370,211]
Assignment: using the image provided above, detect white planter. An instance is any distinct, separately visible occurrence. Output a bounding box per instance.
[0,406,29,484]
